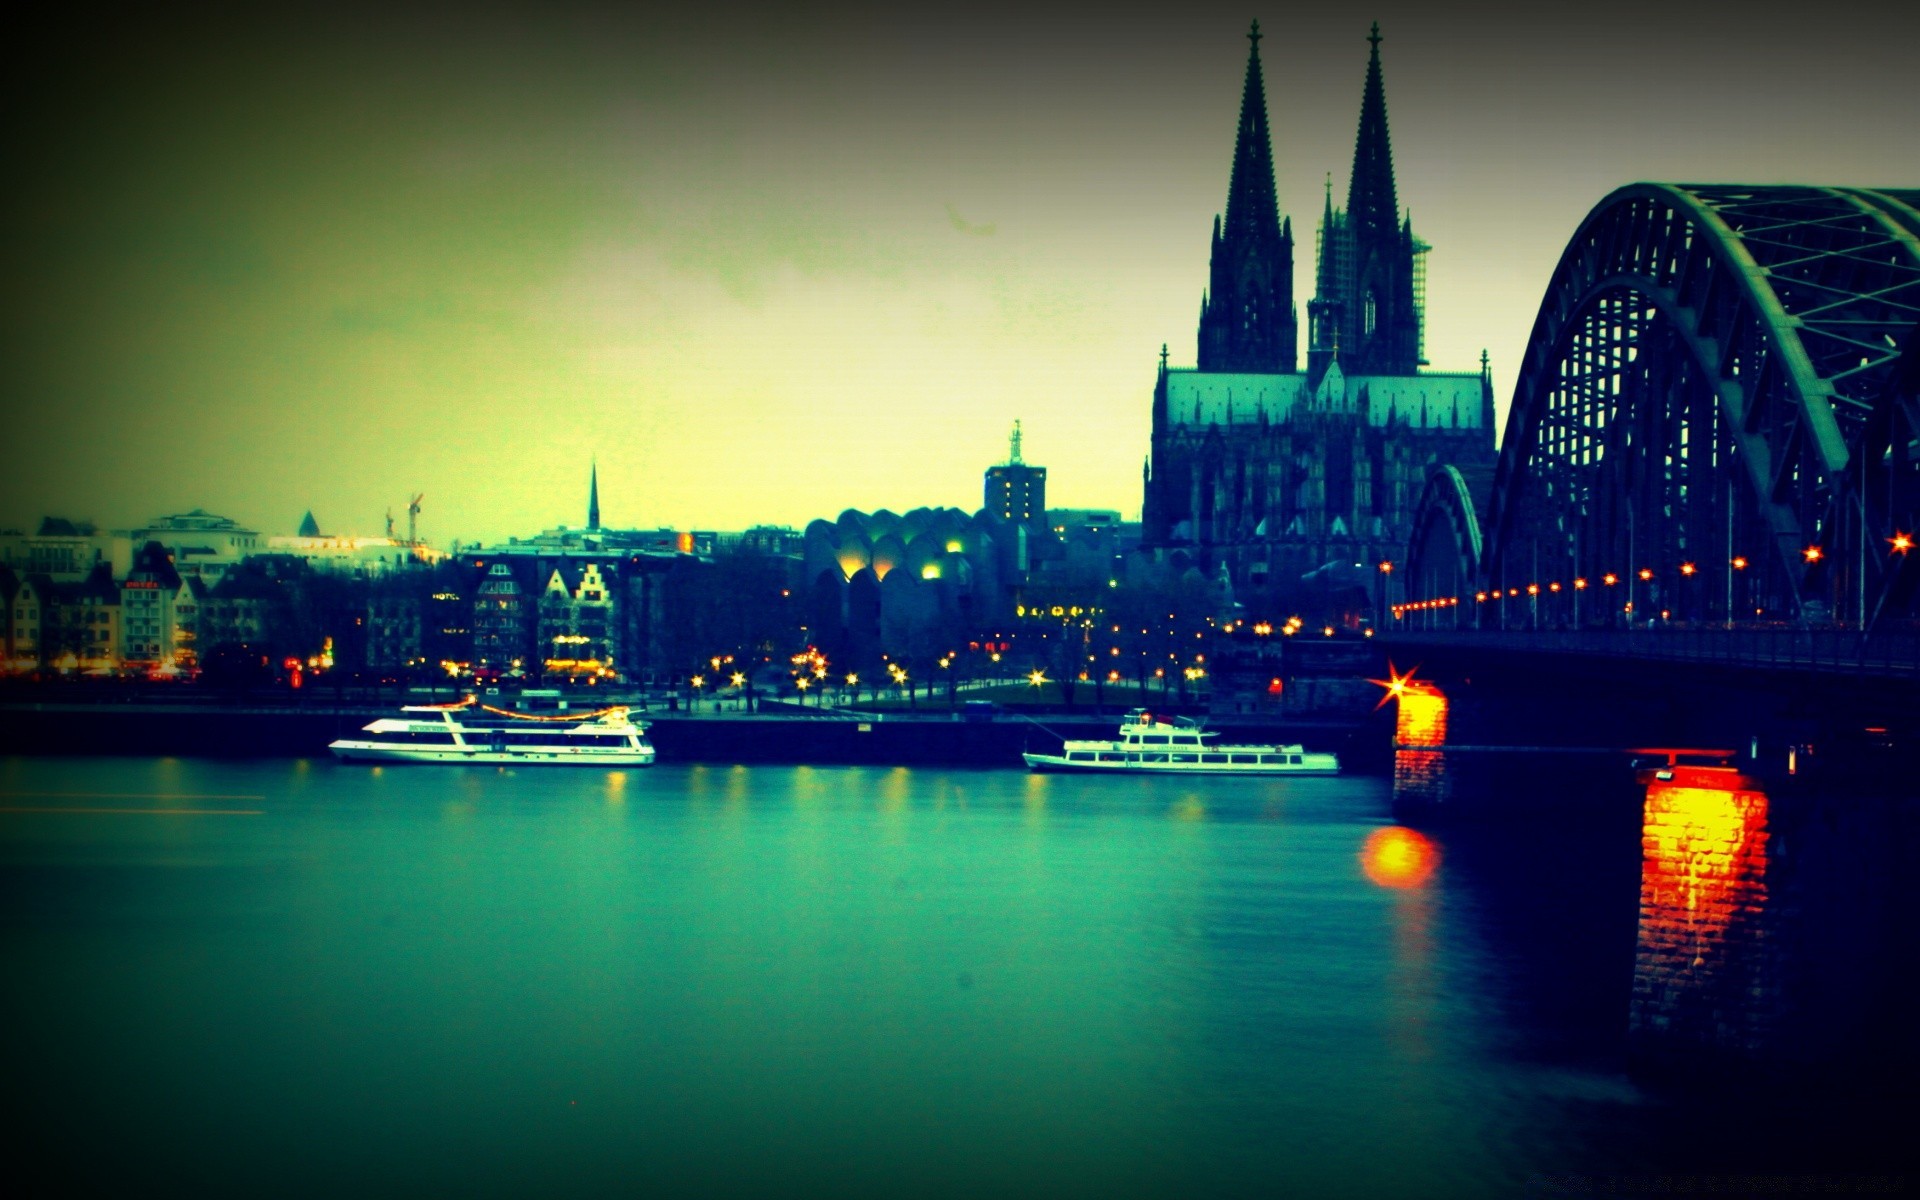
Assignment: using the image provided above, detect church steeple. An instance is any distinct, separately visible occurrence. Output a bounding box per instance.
[587,460,601,531]
[1346,22,1399,239]
[1223,20,1279,250]
[1196,22,1296,374]
[1310,22,1420,381]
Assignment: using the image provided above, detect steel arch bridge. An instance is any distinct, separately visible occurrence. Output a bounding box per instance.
[1408,183,1920,633]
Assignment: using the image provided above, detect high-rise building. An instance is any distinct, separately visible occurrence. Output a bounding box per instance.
[983,421,1047,533]
[1142,24,1495,591]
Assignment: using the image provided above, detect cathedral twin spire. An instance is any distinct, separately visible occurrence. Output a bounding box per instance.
[1197,20,1296,374]
[1222,20,1282,255]
[1198,20,1419,382]
[1345,22,1399,242]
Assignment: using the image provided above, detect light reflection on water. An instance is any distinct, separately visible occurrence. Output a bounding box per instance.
[0,756,1886,1197]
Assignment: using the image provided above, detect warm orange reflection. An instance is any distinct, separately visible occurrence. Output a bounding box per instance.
[1395,685,1447,747]
[1632,768,1772,1053]
[1361,826,1440,888]
[1641,772,1767,929]
[1392,683,1450,808]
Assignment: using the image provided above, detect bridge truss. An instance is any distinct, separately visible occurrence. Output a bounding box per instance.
[1463,184,1920,631]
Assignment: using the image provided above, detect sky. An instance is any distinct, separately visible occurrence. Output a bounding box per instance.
[3,0,1914,546]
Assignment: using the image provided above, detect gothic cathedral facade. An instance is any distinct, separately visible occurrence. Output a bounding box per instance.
[1142,24,1496,592]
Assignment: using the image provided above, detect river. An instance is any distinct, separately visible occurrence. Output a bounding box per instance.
[0,757,1903,1197]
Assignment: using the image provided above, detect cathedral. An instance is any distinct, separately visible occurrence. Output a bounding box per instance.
[1142,23,1496,593]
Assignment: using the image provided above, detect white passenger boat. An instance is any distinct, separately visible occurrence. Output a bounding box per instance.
[329,698,656,766]
[1023,709,1338,775]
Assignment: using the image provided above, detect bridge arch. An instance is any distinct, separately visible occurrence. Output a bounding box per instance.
[1482,184,1920,629]
[1404,466,1481,627]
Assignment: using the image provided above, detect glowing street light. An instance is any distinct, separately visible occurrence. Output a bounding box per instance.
[1680,562,1697,577]
[1892,532,1914,555]
[1603,573,1618,586]
[1027,669,1048,687]
[1803,545,1824,563]
[730,671,746,687]
[1637,568,1654,582]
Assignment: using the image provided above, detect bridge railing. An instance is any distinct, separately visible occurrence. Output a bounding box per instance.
[1382,625,1920,677]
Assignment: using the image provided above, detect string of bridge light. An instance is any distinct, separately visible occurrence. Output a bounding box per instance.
[1387,532,1915,620]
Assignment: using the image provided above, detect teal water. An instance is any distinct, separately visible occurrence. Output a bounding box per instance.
[0,757,1859,1197]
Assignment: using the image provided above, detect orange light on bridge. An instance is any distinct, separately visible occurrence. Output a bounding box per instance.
[1892,532,1914,555]
[1361,826,1439,889]
[1549,582,1562,593]
[1368,660,1422,708]
[1475,591,1488,602]
[1603,573,1618,586]
[1574,577,1588,590]
[1680,562,1697,577]
[1731,556,1748,570]
[1803,545,1823,563]
[1378,560,1393,574]
[1638,567,1654,581]
[1526,583,1539,596]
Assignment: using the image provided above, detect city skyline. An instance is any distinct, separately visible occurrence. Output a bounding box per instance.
[3,1,1914,545]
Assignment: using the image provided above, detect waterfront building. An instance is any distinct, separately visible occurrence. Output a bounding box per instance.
[46,563,123,672]
[365,584,423,676]
[799,506,1039,671]
[0,518,133,583]
[119,540,201,671]
[3,570,49,671]
[459,470,713,681]
[131,510,261,582]
[536,560,619,679]
[471,562,533,676]
[1141,25,1496,597]
[197,570,279,657]
[266,509,447,577]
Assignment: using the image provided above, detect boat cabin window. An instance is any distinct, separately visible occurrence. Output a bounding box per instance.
[383,730,456,745]
[1142,735,1170,745]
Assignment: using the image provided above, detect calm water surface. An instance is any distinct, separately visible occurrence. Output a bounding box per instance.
[0,757,1880,1197]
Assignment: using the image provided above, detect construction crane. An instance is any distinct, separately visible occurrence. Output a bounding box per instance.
[407,494,424,545]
